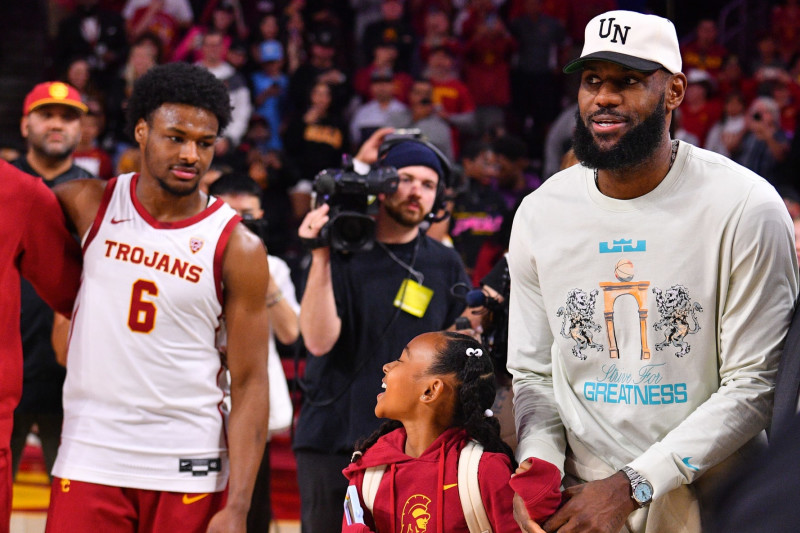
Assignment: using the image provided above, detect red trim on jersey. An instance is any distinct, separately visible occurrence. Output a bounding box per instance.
[213,216,242,305]
[129,173,225,229]
[82,177,118,254]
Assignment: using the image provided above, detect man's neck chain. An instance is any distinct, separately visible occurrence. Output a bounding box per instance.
[594,139,680,189]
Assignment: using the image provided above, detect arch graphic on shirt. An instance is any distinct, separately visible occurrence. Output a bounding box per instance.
[401,494,431,533]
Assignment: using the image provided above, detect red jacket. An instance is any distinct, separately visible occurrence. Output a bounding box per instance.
[342,427,518,532]
[0,160,82,440]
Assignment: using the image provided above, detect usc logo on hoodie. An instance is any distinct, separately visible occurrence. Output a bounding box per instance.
[401,494,431,533]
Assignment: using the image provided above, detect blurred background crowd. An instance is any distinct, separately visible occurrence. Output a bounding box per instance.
[1,0,800,288]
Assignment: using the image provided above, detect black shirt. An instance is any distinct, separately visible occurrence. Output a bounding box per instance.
[293,234,469,453]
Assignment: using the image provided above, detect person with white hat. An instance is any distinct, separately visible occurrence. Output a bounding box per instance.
[507,10,798,533]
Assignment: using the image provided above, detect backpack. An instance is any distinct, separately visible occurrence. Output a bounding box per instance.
[360,440,492,533]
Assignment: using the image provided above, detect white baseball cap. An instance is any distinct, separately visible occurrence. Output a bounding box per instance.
[564,10,682,74]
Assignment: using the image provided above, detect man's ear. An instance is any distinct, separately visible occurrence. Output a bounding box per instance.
[666,72,687,111]
[134,118,149,145]
[20,117,29,139]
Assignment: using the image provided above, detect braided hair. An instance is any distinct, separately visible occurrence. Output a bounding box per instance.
[352,331,515,468]
[428,331,516,467]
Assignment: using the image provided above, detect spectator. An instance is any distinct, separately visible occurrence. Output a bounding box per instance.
[122,0,193,58]
[543,103,578,180]
[73,98,114,180]
[353,42,414,104]
[461,5,517,135]
[171,0,246,63]
[288,28,350,116]
[106,32,161,151]
[54,0,128,88]
[681,19,728,77]
[493,134,540,210]
[509,0,568,161]
[251,40,289,152]
[387,78,454,162]
[284,81,349,221]
[414,6,460,75]
[425,46,477,155]
[362,0,416,72]
[716,54,758,103]
[751,33,786,75]
[196,30,253,156]
[508,11,797,532]
[734,96,791,186]
[293,130,474,533]
[771,0,800,65]
[350,68,408,149]
[680,69,722,147]
[449,141,507,277]
[705,91,748,158]
[10,82,92,483]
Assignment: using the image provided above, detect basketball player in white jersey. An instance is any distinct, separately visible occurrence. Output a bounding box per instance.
[45,63,271,533]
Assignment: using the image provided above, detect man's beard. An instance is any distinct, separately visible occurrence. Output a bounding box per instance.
[572,94,667,170]
[31,139,78,162]
[383,198,427,228]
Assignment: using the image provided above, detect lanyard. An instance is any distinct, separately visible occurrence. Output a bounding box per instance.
[377,236,423,284]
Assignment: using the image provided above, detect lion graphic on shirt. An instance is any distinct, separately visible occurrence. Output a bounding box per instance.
[652,285,703,357]
[557,288,604,360]
[401,494,431,533]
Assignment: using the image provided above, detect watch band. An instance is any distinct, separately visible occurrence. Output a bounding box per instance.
[621,466,653,507]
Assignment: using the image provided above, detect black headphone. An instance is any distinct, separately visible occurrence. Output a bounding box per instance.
[377,137,454,221]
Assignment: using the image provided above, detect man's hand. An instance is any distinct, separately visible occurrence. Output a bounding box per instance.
[298,203,330,241]
[541,472,637,533]
[206,506,247,533]
[514,493,547,533]
[354,127,395,165]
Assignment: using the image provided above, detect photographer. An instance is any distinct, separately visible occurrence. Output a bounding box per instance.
[293,128,474,533]
[732,96,790,186]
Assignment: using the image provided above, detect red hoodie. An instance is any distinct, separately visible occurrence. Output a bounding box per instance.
[342,427,518,533]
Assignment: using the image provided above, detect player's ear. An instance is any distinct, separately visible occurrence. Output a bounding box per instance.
[134,118,148,145]
[665,72,686,111]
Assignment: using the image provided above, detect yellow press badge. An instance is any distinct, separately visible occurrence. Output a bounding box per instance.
[394,279,433,318]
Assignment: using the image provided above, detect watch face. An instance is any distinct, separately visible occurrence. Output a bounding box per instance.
[634,482,653,503]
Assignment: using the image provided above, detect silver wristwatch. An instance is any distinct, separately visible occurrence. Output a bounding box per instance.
[621,466,653,507]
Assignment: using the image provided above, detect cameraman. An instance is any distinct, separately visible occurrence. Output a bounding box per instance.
[294,128,474,532]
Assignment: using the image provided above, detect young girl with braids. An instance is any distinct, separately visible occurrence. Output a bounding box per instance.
[341,331,520,532]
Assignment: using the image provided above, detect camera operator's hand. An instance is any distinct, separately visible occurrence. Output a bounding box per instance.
[354,127,395,166]
[298,204,330,242]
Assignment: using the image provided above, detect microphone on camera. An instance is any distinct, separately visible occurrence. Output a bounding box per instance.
[454,317,471,330]
[465,288,488,308]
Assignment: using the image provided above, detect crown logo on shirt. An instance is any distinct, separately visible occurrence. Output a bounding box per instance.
[190,237,204,254]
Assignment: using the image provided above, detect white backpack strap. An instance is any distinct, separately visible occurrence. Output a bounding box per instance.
[361,465,387,513]
[458,440,492,533]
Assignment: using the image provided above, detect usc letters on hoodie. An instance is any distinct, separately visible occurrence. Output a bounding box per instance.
[342,427,517,532]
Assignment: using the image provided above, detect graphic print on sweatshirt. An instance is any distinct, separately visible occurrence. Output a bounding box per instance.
[401,494,431,532]
[556,258,705,406]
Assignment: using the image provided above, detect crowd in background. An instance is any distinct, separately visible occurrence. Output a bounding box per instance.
[5,0,800,288]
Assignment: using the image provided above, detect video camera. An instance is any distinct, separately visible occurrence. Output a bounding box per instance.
[311,162,399,253]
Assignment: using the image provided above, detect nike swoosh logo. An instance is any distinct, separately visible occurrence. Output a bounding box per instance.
[681,457,699,471]
[443,483,458,491]
[182,493,210,504]
[111,217,132,224]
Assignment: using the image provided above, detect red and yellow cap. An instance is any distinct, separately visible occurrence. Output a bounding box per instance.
[23,82,88,116]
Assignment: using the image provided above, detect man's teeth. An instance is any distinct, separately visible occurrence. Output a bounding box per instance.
[382,383,387,389]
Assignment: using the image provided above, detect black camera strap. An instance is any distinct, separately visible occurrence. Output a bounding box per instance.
[376,236,422,284]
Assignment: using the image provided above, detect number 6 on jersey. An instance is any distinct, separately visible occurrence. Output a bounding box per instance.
[129,279,158,333]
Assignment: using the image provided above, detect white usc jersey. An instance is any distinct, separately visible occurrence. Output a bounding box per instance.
[53,173,241,493]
